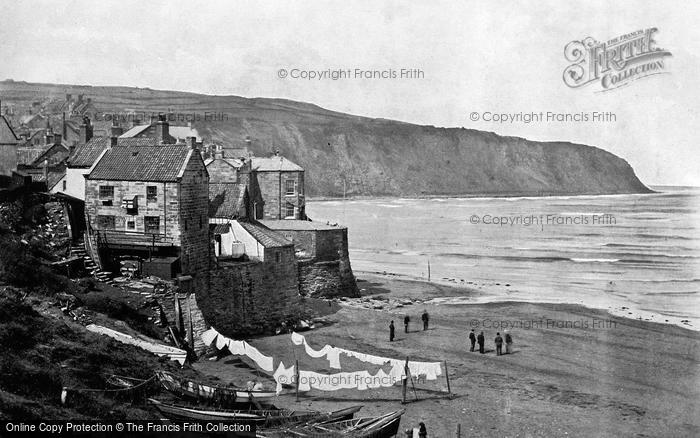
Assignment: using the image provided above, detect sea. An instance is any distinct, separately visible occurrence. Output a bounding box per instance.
[306,186,700,330]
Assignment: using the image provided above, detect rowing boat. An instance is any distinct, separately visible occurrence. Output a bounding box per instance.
[257,409,405,437]
[156,371,277,406]
[148,398,362,426]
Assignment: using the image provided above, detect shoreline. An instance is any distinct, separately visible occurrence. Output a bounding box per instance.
[196,270,700,437]
[306,190,663,203]
[353,269,699,332]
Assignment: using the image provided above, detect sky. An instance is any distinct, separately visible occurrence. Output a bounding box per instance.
[1,0,698,186]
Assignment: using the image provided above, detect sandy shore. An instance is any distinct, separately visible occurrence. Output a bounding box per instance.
[195,272,700,437]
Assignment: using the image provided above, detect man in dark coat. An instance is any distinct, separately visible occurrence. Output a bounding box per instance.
[495,332,504,356]
[469,329,476,352]
[389,321,395,342]
[404,315,410,333]
[477,331,485,354]
[421,310,429,331]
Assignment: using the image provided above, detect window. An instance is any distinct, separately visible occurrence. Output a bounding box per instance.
[96,215,115,230]
[99,185,114,206]
[285,202,295,218]
[126,220,135,230]
[145,216,160,234]
[285,179,296,195]
[199,215,203,229]
[275,252,281,263]
[146,186,157,203]
[62,180,66,191]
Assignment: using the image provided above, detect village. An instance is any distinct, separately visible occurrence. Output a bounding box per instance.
[0,95,432,437]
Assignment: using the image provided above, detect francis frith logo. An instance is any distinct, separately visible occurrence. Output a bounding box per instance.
[563,27,672,91]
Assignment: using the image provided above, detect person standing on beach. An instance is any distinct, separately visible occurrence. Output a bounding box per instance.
[477,331,485,354]
[469,329,476,352]
[421,310,429,331]
[390,321,395,342]
[418,422,427,437]
[495,332,504,356]
[505,330,513,354]
[404,315,410,333]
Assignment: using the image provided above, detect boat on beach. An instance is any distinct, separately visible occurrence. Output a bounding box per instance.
[148,398,363,426]
[256,409,405,437]
[155,371,278,406]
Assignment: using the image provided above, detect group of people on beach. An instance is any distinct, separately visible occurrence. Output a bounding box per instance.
[469,329,513,355]
[389,310,430,341]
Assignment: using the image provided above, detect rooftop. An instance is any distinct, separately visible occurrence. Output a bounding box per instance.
[251,156,303,172]
[260,219,345,231]
[238,221,292,248]
[68,137,157,167]
[87,144,194,182]
[209,183,246,219]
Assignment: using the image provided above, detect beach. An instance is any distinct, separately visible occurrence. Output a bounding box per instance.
[196,271,700,437]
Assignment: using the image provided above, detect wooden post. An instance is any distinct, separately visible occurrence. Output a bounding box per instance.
[401,357,409,404]
[295,359,300,402]
[457,423,461,438]
[444,360,451,394]
[428,259,431,281]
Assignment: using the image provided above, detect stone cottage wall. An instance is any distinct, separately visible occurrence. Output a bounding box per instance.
[197,257,300,337]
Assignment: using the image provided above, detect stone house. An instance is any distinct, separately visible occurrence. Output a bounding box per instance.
[84,142,209,280]
[0,114,20,177]
[250,153,306,220]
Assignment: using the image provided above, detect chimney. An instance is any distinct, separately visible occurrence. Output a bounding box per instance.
[62,112,67,139]
[79,117,93,145]
[54,132,62,145]
[214,144,223,159]
[155,114,169,144]
[186,136,197,150]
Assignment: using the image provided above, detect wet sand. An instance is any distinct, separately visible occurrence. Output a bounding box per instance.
[195,272,700,437]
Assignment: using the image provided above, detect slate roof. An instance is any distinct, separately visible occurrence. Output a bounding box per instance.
[119,124,149,138]
[87,145,193,182]
[120,124,201,142]
[209,183,246,219]
[260,219,345,231]
[17,145,51,165]
[0,115,19,144]
[209,223,231,234]
[238,221,292,248]
[68,136,157,167]
[251,156,303,172]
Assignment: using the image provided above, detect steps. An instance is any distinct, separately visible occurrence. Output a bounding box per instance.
[71,240,115,285]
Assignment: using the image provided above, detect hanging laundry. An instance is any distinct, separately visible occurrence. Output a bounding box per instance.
[244,343,274,372]
[290,333,442,380]
[215,334,228,351]
[200,327,274,373]
[291,332,305,345]
[273,362,296,395]
[201,328,217,347]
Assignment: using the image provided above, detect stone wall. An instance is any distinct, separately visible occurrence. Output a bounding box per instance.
[85,179,181,240]
[254,170,304,219]
[178,154,210,276]
[197,256,300,337]
[206,158,239,183]
[158,289,209,354]
[298,256,359,298]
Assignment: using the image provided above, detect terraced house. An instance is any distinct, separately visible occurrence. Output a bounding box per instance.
[84,142,209,280]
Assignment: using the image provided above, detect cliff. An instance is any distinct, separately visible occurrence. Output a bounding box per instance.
[0,80,650,197]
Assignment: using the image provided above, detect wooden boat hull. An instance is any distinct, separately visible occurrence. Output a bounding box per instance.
[148,399,362,427]
[258,410,404,438]
[156,371,277,407]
